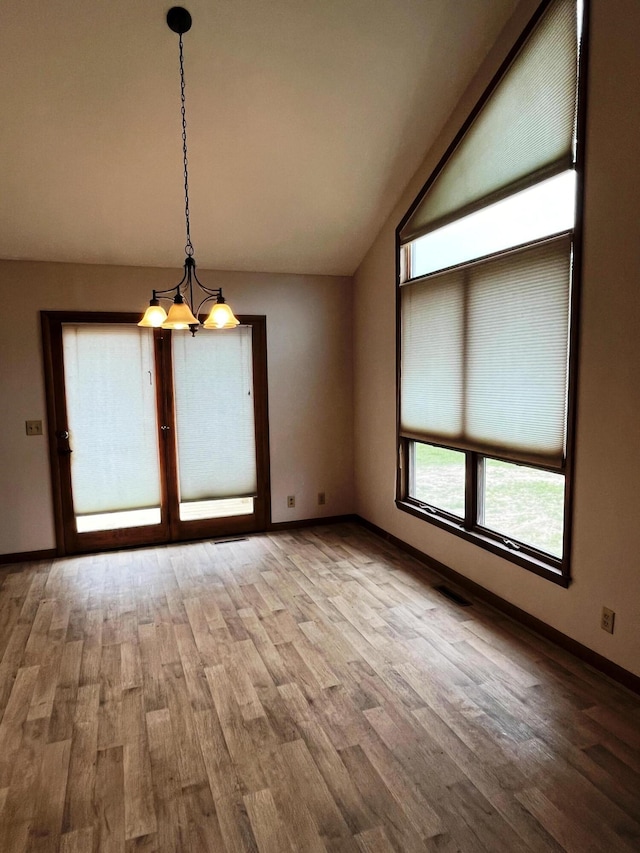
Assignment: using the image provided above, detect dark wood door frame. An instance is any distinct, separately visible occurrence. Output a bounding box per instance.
[41,311,271,556]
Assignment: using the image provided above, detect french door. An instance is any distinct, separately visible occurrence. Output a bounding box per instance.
[42,312,270,555]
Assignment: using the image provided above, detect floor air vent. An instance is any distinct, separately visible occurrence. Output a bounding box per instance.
[434,584,472,607]
[214,537,249,545]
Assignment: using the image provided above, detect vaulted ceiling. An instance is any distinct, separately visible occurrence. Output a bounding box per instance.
[0,0,520,275]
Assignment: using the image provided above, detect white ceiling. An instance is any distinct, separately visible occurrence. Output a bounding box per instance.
[0,0,520,276]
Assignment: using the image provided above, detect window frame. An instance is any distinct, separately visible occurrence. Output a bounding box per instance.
[398,440,567,582]
[395,0,589,587]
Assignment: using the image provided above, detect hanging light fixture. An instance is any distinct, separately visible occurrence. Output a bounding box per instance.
[139,6,239,335]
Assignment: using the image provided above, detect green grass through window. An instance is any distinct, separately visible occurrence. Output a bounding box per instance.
[413,444,564,557]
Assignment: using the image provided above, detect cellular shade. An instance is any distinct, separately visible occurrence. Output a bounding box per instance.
[401,271,465,441]
[172,327,257,502]
[62,324,162,516]
[399,0,578,244]
[400,236,571,468]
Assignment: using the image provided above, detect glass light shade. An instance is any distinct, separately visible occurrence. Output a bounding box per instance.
[162,301,198,329]
[203,302,240,329]
[138,304,168,328]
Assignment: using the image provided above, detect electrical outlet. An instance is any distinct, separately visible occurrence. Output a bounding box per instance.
[287,495,295,508]
[318,492,326,506]
[25,420,43,436]
[601,606,615,634]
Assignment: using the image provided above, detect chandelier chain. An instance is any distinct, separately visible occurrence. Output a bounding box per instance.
[179,34,194,257]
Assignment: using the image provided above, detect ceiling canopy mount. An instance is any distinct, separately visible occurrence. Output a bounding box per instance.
[166,7,192,36]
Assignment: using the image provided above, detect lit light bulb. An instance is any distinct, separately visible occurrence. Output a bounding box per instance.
[162,300,198,329]
[203,301,240,329]
[138,303,168,327]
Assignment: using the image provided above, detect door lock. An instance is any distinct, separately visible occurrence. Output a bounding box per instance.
[56,429,72,454]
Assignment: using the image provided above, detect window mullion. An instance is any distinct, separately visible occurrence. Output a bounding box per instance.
[397,438,413,502]
[476,454,485,528]
[465,451,477,530]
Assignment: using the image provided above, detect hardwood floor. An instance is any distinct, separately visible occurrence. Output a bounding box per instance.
[0,523,638,852]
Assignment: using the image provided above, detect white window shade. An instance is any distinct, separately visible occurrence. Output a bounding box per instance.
[400,236,571,468]
[400,271,465,441]
[172,327,257,502]
[62,324,162,516]
[400,0,578,244]
[466,238,571,464]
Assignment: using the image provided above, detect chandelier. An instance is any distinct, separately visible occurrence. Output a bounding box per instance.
[138,6,239,335]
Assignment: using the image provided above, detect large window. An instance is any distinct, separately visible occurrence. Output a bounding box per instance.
[396,0,585,584]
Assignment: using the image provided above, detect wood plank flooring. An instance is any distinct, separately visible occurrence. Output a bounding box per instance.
[0,523,639,851]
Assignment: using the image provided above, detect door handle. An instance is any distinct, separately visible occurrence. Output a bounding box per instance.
[56,429,72,454]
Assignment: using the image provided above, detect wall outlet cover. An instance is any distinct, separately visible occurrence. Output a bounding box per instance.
[601,606,615,634]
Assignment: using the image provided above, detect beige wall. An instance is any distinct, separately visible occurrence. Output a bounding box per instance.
[354,0,640,677]
[0,261,354,555]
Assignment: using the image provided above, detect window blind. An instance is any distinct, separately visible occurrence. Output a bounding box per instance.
[399,0,578,244]
[172,327,257,502]
[400,270,465,441]
[62,324,162,516]
[400,236,571,468]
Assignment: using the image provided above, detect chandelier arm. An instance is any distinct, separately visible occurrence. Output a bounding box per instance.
[152,265,189,299]
[153,290,180,304]
[153,284,185,300]
[194,292,223,315]
[191,266,223,297]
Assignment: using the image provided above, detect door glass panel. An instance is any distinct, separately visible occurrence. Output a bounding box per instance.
[178,497,254,521]
[76,508,162,533]
[172,328,257,521]
[62,324,162,532]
